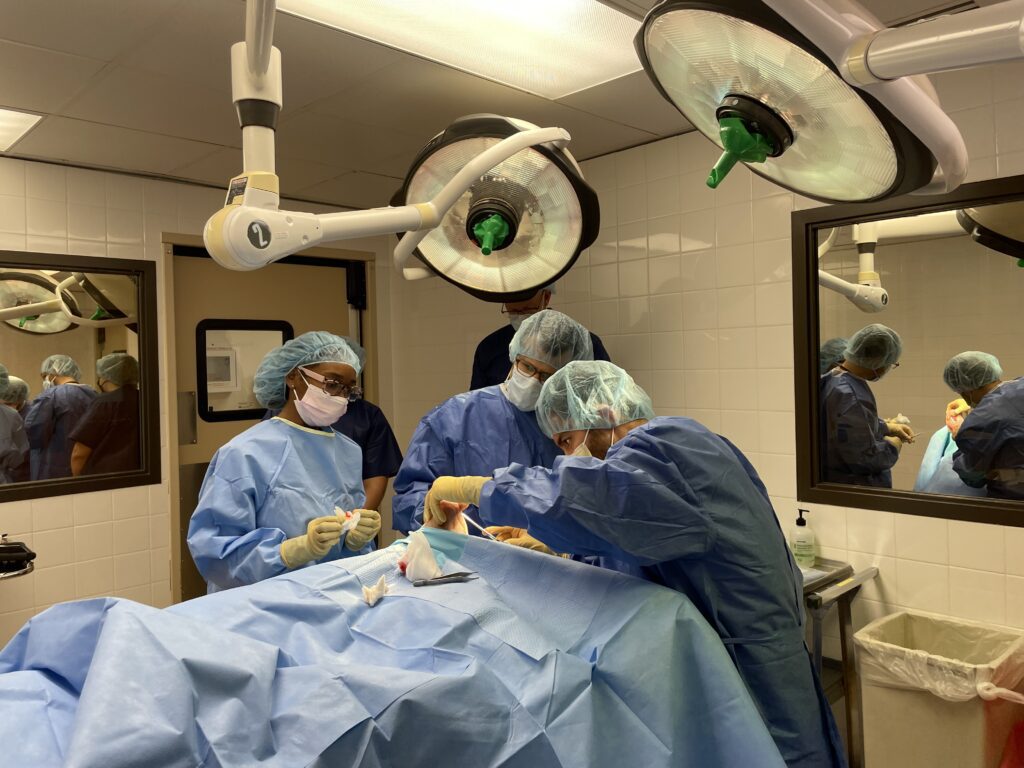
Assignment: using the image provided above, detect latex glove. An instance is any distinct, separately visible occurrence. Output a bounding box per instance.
[345,508,381,551]
[883,435,903,451]
[281,515,343,568]
[887,423,915,443]
[485,526,556,556]
[424,476,489,526]
[423,501,469,535]
[945,398,971,438]
[947,398,971,417]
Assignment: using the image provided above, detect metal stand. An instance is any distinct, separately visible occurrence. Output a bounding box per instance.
[805,565,879,768]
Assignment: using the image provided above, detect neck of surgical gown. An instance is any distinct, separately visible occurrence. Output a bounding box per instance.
[22,383,97,480]
[187,417,369,592]
[819,369,897,488]
[953,377,1024,499]
[478,416,845,768]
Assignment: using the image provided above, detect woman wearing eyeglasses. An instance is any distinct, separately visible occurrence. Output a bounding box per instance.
[187,331,381,593]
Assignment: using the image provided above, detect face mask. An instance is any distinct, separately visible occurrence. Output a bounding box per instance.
[41,376,54,391]
[503,368,543,411]
[572,430,592,457]
[293,373,349,426]
[508,313,531,331]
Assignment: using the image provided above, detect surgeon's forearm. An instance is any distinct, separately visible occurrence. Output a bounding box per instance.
[363,476,388,511]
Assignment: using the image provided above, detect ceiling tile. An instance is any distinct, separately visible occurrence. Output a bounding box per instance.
[0,0,182,61]
[12,117,219,175]
[168,146,350,193]
[296,171,403,209]
[276,109,424,169]
[61,66,239,147]
[0,41,106,113]
[558,71,691,136]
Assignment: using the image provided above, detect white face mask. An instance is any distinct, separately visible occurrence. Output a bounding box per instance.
[41,376,55,391]
[293,373,349,426]
[502,368,543,412]
[508,313,531,331]
[571,430,592,457]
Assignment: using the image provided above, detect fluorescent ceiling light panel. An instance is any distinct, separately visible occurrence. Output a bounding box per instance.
[277,0,642,99]
[0,108,41,152]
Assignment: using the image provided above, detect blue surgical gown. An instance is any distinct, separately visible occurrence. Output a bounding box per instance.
[953,377,1024,499]
[819,369,898,487]
[470,324,611,390]
[187,417,370,592]
[23,383,97,480]
[913,427,986,497]
[478,417,845,768]
[0,404,28,484]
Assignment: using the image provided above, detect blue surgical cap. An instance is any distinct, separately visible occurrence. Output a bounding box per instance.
[97,353,139,386]
[943,351,1003,394]
[253,331,361,409]
[1,375,29,405]
[41,354,82,380]
[819,338,848,375]
[537,360,655,438]
[509,310,593,369]
[845,324,902,370]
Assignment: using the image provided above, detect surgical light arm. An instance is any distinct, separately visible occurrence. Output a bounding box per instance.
[204,0,572,276]
[0,274,137,328]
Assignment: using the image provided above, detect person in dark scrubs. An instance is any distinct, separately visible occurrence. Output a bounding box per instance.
[265,338,402,511]
[23,354,96,480]
[70,353,140,476]
[471,284,610,390]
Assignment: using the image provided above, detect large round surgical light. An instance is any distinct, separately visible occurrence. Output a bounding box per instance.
[0,271,80,334]
[958,204,1024,266]
[636,1,936,203]
[393,114,600,302]
[78,273,139,331]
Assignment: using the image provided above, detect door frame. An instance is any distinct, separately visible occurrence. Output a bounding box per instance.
[163,233,378,602]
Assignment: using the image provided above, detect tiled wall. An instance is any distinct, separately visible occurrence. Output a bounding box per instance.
[377,62,1024,656]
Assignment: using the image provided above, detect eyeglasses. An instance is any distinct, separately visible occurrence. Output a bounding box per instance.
[514,357,554,383]
[299,367,363,401]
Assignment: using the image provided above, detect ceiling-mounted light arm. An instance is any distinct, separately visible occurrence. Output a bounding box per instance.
[818,269,889,313]
[844,1,1024,85]
[0,275,135,327]
[246,0,276,77]
[393,126,571,280]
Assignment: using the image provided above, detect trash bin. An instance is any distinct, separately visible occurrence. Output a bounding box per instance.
[855,611,1024,768]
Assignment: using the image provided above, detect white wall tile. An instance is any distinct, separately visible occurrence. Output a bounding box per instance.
[67,203,107,241]
[896,560,949,614]
[718,327,756,369]
[581,154,615,191]
[1008,576,1024,629]
[679,170,715,213]
[647,215,680,257]
[846,551,896,603]
[150,547,171,584]
[950,105,996,159]
[651,370,685,409]
[32,496,73,531]
[0,157,26,196]
[680,210,716,253]
[713,164,751,205]
[25,163,66,201]
[649,255,682,295]
[590,263,618,300]
[755,282,793,325]
[755,453,796,499]
[720,409,759,455]
[618,297,650,334]
[994,98,1024,156]
[112,486,150,520]
[1006,527,1024,578]
[73,492,113,525]
[0,232,26,250]
[756,369,794,412]
[649,293,683,331]
[75,558,114,598]
[680,250,716,290]
[753,238,792,284]
[107,207,144,244]
[75,522,113,561]
[715,202,753,246]
[114,517,151,555]
[0,195,26,233]
[0,501,32,536]
[677,132,719,175]
[0,571,35,613]
[617,220,647,262]
[949,567,1005,625]
[26,198,67,237]
[617,184,646,225]
[686,409,721,433]
[752,194,794,243]
[589,299,619,336]
[682,289,717,330]
[114,552,151,589]
[719,368,757,411]
[590,227,617,264]
[718,286,756,328]
[682,330,718,370]
[618,260,648,297]
[932,68,993,113]
[646,176,679,219]
[32,528,76,569]
[848,509,896,556]
[948,520,1005,573]
[716,243,753,288]
[150,515,170,550]
[684,370,720,409]
[758,411,795,455]
[66,168,107,205]
[894,514,949,564]
[756,325,792,369]
[105,174,145,211]
[33,564,76,606]
[644,138,678,181]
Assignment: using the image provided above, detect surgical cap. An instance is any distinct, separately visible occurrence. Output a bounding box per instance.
[2,376,29,404]
[508,310,593,370]
[943,351,1003,394]
[844,324,902,370]
[342,337,367,371]
[819,338,848,375]
[253,331,361,409]
[41,354,82,380]
[0,363,7,391]
[97,353,139,386]
[536,360,656,438]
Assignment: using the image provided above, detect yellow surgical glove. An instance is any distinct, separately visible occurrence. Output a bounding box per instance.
[485,526,557,556]
[424,476,490,526]
[345,508,381,551]
[947,398,971,417]
[281,515,343,568]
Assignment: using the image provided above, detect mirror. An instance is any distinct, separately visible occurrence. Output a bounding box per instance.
[0,251,159,502]
[196,320,293,422]
[793,175,1024,527]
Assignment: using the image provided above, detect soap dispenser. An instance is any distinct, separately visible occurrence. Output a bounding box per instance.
[790,510,816,569]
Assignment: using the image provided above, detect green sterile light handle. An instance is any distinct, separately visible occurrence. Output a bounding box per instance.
[472,213,510,256]
[1018,258,1024,268]
[90,308,110,321]
[707,117,774,189]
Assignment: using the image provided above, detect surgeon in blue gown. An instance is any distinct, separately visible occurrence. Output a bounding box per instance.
[23,354,96,480]
[913,425,987,497]
[424,361,845,768]
[819,324,913,487]
[0,364,29,484]
[188,332,381,592]
[392,309,595,537]
[942,351,1024,499]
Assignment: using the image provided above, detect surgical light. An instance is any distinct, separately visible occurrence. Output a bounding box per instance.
[204,0,601,302]
[392,115,599,302]
[633,0,1024,202]
[276,0,641,99]
[957,204,1024,266]
[0,271,79,334]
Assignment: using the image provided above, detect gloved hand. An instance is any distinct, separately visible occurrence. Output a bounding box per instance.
[946,398,971,438]
[883,435,904,451]
[423,501,469,535]
[344,508,381,551]
[887,423,915,443]
[424,476,490,526]
[947,398,971,417]
[485,526,557,556]
[281,515,343,568]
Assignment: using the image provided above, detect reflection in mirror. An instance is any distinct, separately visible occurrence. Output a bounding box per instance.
[0,267,144,486]
[817,204,1024,500]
